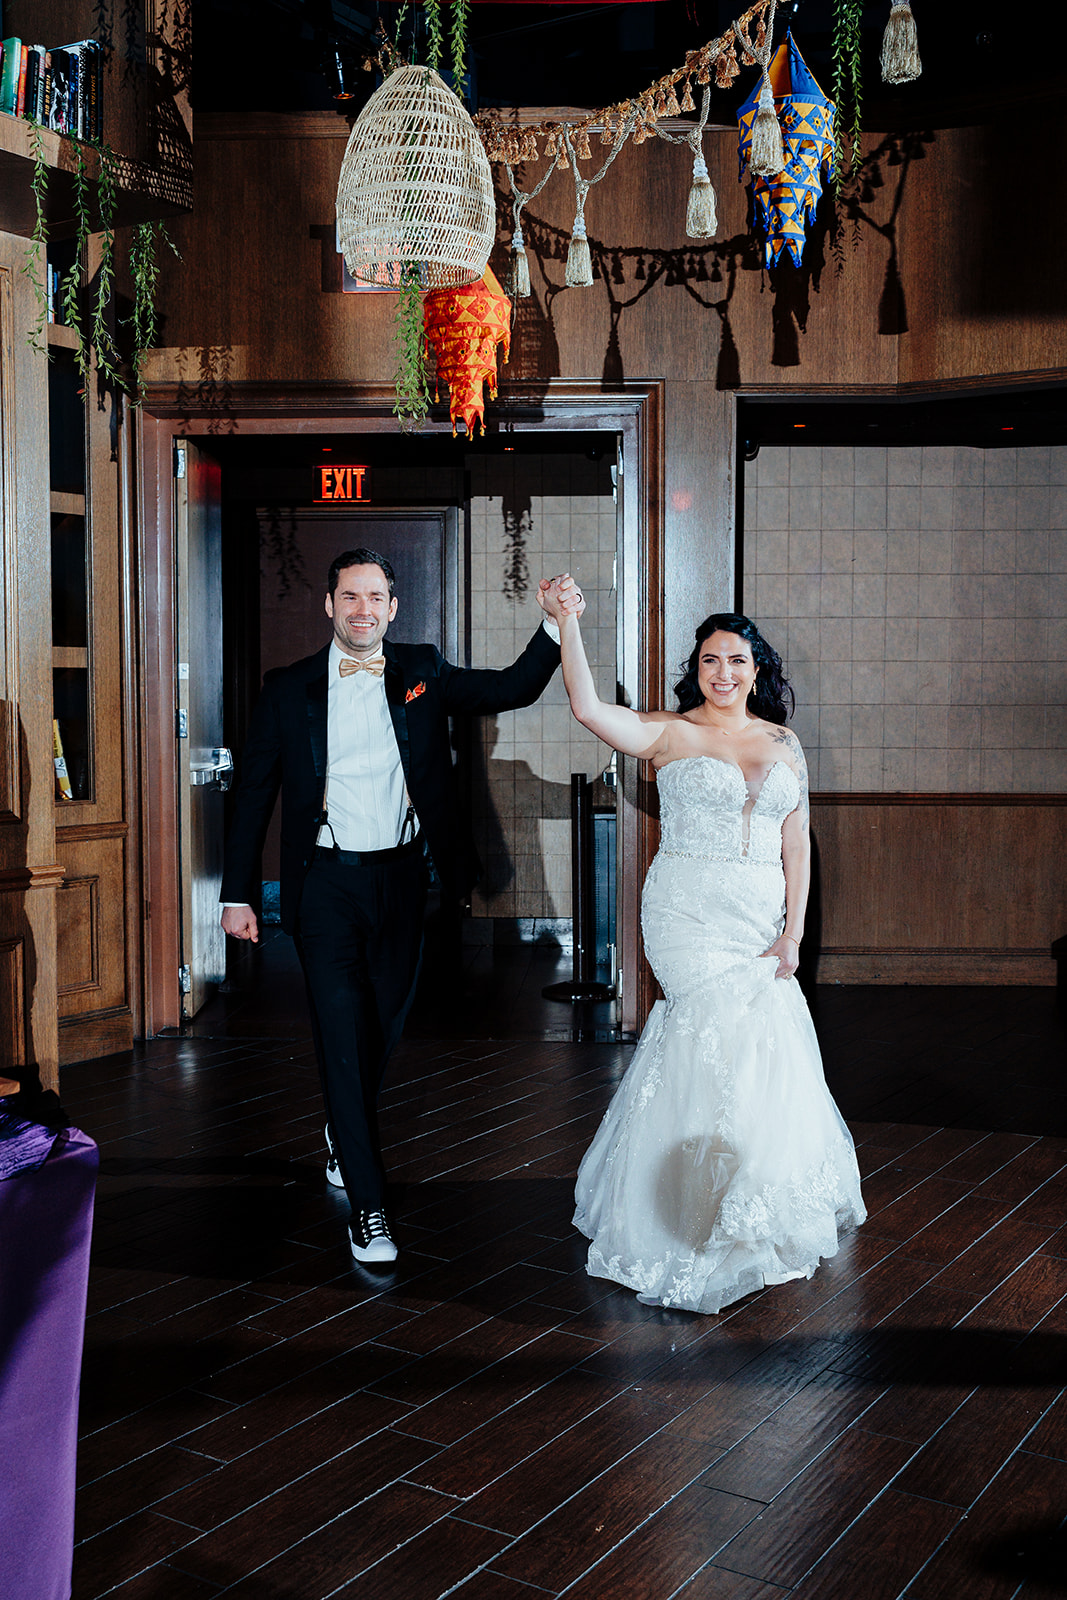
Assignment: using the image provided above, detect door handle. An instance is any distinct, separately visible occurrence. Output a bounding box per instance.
[189,748,234,790]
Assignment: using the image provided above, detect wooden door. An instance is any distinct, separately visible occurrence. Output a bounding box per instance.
[175,439,227,1016]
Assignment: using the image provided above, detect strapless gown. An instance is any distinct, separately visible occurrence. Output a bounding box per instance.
[574,756,866,1314]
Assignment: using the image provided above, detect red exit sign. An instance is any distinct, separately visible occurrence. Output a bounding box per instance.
[314,465,371,503]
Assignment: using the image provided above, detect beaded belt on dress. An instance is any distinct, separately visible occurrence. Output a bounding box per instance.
[657,848,777,863]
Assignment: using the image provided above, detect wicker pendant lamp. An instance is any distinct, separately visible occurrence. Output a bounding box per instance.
[336,65,495,289]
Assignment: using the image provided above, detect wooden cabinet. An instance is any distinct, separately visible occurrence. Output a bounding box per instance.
[0,3,191,1084]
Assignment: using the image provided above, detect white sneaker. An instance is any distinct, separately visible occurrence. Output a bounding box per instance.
[349,1209,397,1265]
[324,1125,346,1190]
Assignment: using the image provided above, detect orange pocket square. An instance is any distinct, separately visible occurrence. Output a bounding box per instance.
[405,682,426,703]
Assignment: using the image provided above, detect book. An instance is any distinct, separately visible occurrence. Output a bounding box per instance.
[14,40,26,116]
[48,47,69,133]
[28,44,46,122]
[55,39,101,140]
[53,720,73,801]
[0,37,20,115]
[23,41,37,118]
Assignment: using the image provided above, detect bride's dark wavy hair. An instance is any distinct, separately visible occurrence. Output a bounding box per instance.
[674,612,795,725]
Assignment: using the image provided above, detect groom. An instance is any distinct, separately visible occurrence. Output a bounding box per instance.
[221,548,581,1265]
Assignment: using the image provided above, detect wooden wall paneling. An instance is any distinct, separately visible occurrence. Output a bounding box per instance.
[0,241,60,1090]
[55,829,129,1060]
[898,111,1067,386]
[813,796,1067,984]
[0,935,26,1068]
[52,244,134,1064]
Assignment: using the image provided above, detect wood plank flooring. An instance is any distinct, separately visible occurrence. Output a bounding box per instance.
[61,957,1067,1598]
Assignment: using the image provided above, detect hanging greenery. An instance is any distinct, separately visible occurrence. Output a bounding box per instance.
[424,0,446,73]
[20,131,175,397]
[22,119,50,357]
[450,0,471,97]
[128,220,179,403]
[831,0,864,178]
[89,141,123,389]
[392,262,431,431]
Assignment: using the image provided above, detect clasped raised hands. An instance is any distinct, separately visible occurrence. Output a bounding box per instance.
[538,573,585,623]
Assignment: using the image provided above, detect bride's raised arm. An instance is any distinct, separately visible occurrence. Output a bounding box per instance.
[539,576,673,762]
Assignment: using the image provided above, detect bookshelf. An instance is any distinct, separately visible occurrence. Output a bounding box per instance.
[0,0,192,237]
[0,4,192,1079]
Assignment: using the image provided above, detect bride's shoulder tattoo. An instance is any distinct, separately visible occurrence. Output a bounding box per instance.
[769,726,809,823]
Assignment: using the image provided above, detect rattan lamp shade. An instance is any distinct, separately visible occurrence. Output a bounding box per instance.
[336,66,495,290]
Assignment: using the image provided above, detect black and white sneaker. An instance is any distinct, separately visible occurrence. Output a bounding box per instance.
[324,1125,346,1190]
[349,1209,397,1265]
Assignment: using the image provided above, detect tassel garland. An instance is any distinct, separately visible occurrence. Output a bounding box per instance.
[686,152,718,238]
[749,75,785,176]
[880,0,922,85]
[565,216,593,287]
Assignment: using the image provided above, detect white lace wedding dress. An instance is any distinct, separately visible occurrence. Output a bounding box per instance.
[574,756,866,1314]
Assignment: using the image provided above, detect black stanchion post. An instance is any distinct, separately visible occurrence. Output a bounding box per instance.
[544,773,614,1004]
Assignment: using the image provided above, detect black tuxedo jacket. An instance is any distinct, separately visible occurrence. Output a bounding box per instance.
[220,625,561,933]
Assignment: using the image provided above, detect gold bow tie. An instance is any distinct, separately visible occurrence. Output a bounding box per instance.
[339,655,385,678]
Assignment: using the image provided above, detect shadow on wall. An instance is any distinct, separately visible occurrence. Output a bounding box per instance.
[507,129,932,388]
[469,714,572,913]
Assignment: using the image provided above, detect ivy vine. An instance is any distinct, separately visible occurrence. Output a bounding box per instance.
[831,0,864,180]
[21,131,176,399]
[450,0,470,97]
[393,262,430,432]
[128,219,179,402]
[22,119,50,357]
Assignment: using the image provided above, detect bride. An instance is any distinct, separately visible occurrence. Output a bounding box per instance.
[539,578,865,1314]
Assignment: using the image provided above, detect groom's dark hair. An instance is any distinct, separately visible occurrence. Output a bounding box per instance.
[675,612,795,725]
[327,548,396,598]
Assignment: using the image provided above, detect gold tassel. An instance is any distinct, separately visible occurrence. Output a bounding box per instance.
[565,217,593,288]
[665,84,680,117]
[545,131,557,159]
[680,78,695,112]
[686,152,718,239]
[511,225,531,298]
[520,131,538,161]
[715,46,739,88]
[696,56,711,85]
[881,0,922,84]
[557,142,570,171]
[576,126,592,161]
[749,75,784,177]
[655,90,667,118]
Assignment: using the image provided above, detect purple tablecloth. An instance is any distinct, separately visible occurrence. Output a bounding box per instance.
[0,1126,98,1600]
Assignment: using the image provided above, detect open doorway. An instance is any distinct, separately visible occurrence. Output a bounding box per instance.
[165,429,624,1039]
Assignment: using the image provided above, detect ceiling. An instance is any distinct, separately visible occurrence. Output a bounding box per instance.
[191,0,1063,130]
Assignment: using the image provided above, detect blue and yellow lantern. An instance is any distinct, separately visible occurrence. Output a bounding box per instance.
[738,31,835,269]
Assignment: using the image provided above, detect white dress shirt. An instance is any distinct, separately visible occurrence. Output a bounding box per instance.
[224,619,560,904]
[317,641,417,851]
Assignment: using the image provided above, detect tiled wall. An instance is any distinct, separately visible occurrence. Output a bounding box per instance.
[743,446,1067,792]
[467,453,617,919]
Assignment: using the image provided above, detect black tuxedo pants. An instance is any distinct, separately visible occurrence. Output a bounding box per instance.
[294,849,428,1212]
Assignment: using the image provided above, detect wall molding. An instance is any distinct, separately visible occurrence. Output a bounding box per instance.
[814,792,1067,807]
[0,862,66,892]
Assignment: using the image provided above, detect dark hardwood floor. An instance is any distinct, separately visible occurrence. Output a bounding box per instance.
[62,939,1067,1598]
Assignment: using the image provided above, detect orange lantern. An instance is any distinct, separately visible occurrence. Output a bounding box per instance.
[422,267,511,437]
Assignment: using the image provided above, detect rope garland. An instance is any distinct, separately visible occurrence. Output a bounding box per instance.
[561,108,641,286]
[473,0,773,166]
[654,87,718,238]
